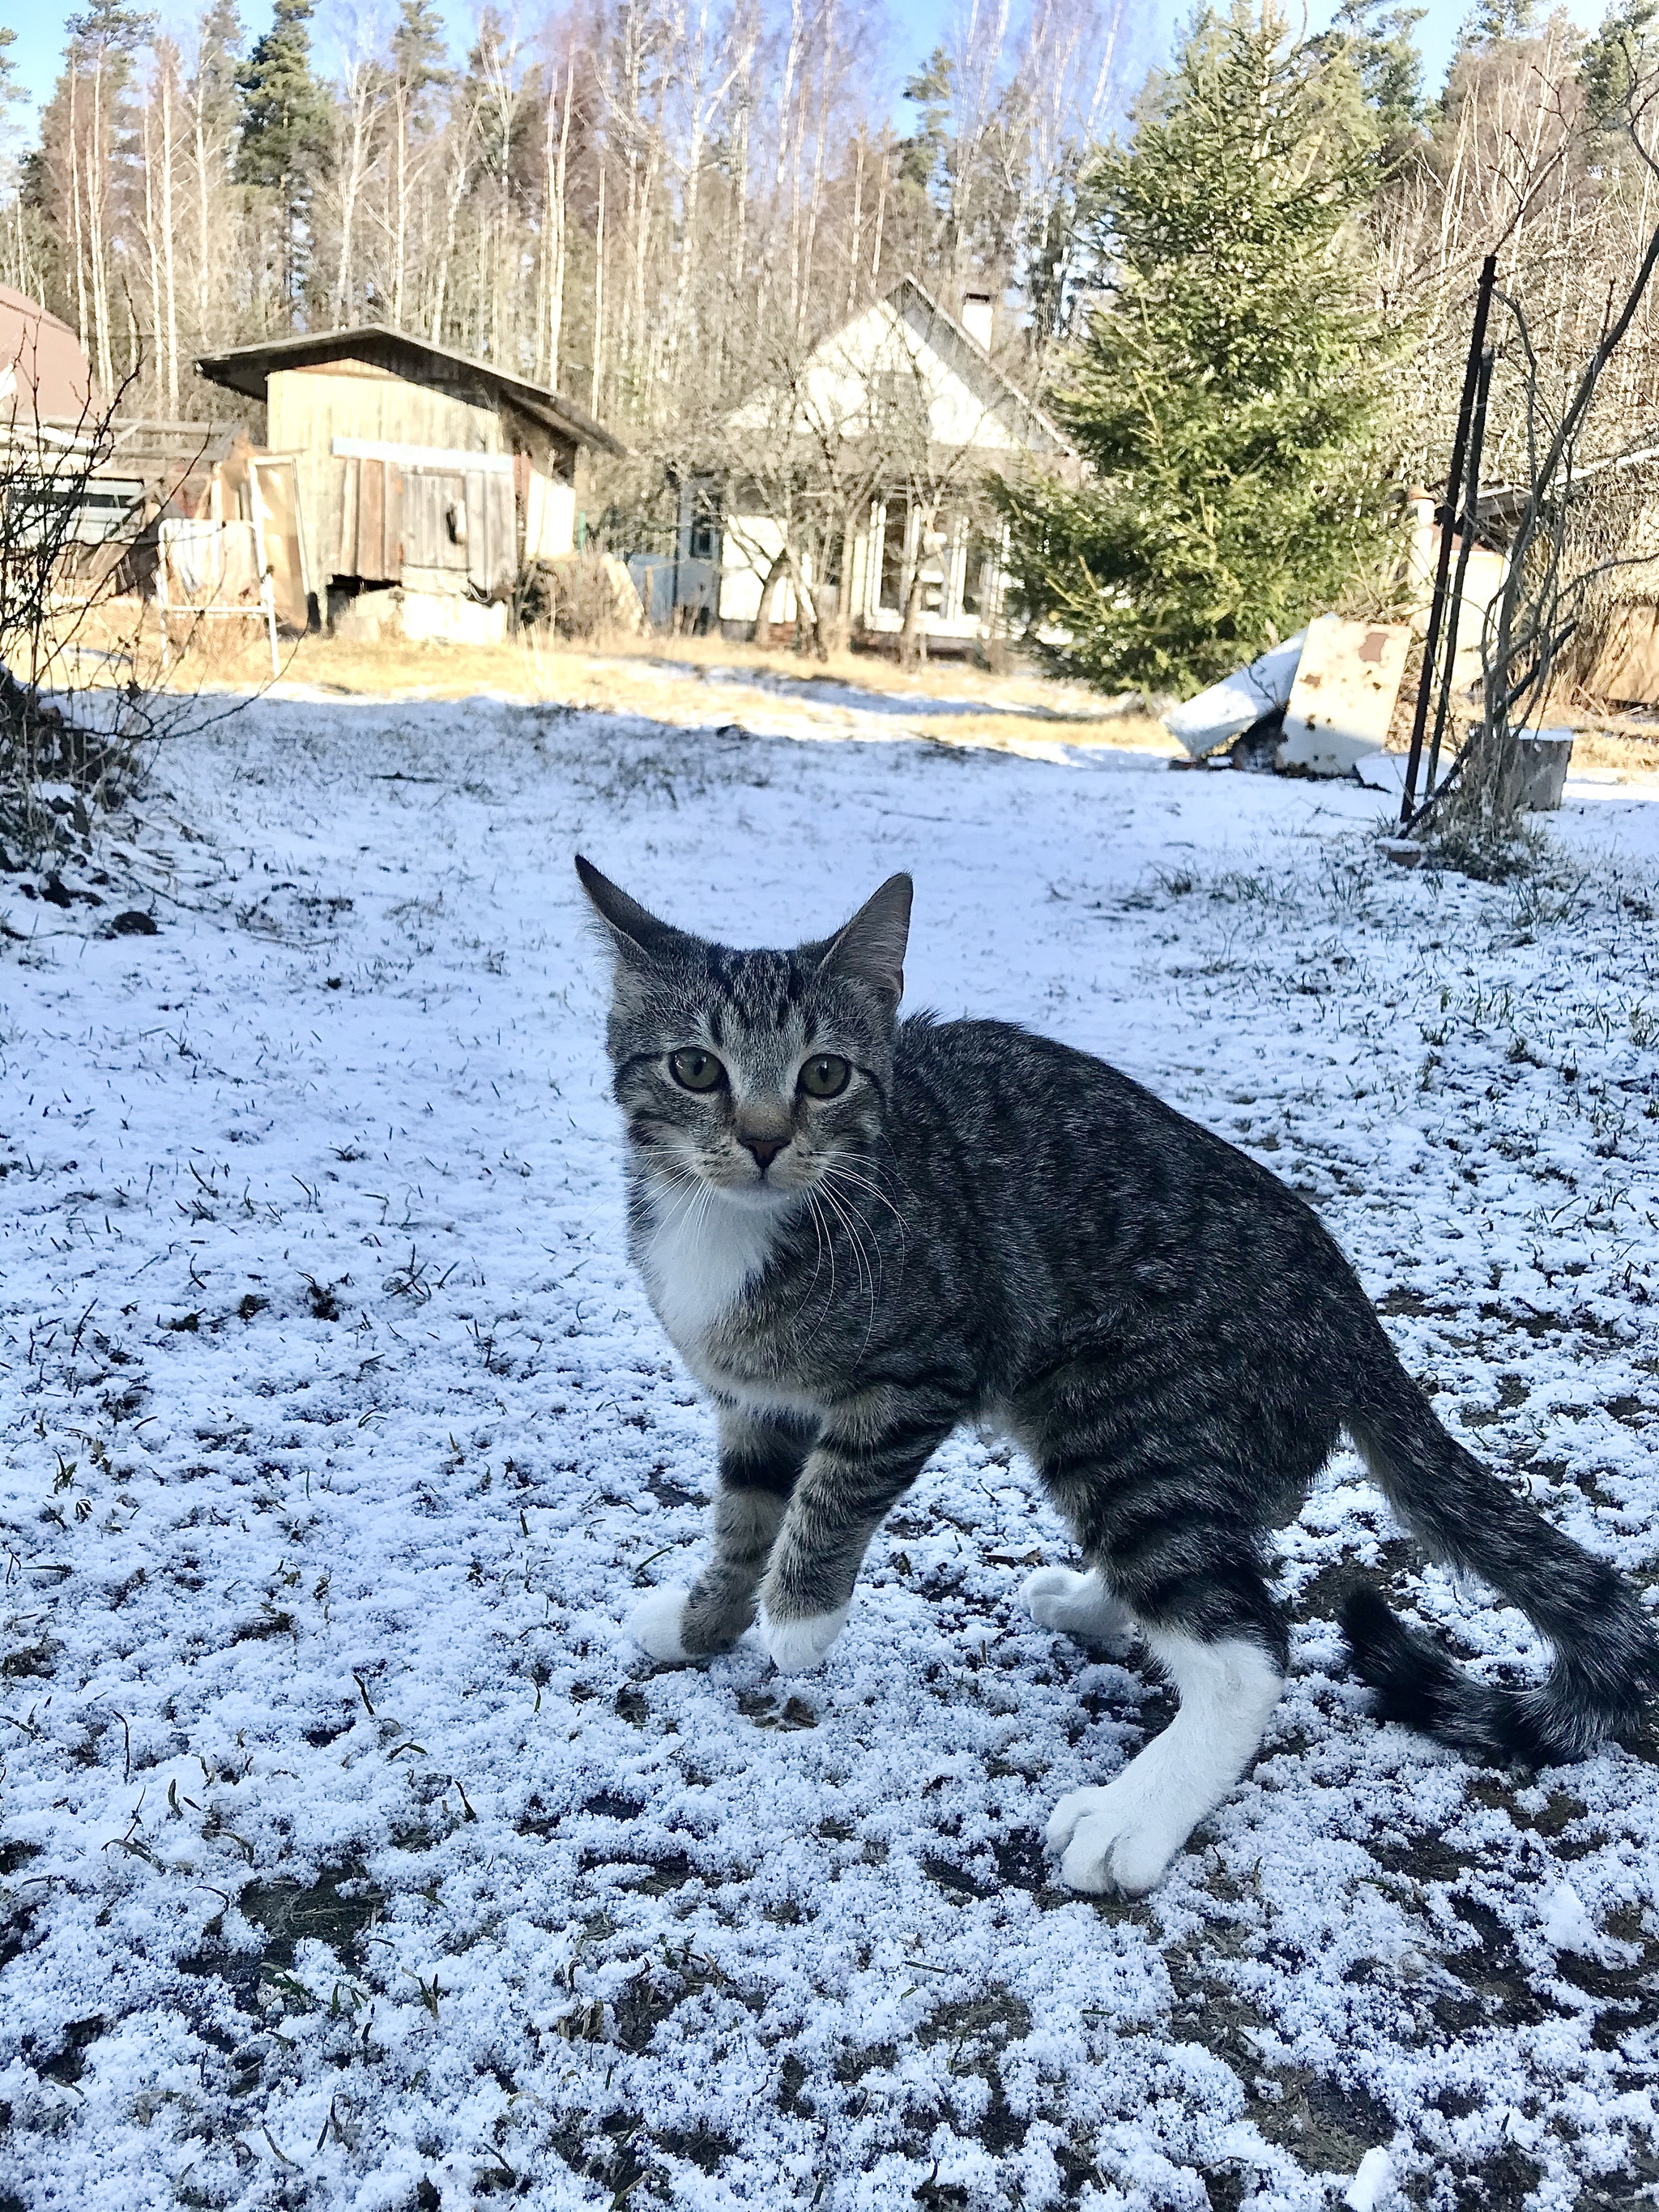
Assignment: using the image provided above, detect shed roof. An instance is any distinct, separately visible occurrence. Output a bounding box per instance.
[0,286,99,425]
[195,326,625,456]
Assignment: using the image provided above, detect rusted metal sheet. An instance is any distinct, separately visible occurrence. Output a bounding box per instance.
[1279,615,1411,775]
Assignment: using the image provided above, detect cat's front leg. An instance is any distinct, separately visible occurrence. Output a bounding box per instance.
[629,1404,815,1662]
[757,1402,953,1672]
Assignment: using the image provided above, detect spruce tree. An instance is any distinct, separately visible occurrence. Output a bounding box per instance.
[1320,0,1425,168]
[236,0,329,317]
[996,2,1402,697]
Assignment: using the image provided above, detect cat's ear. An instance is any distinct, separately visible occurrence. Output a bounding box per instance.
[575,855,693,966]
[815,873,912,1010]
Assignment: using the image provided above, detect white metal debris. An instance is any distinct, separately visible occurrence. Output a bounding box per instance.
[1161,629,1307,758]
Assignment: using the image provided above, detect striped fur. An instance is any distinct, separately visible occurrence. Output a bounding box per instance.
[577,858,1659,1891]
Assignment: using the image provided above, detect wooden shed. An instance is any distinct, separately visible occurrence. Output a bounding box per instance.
[195,326,623,640]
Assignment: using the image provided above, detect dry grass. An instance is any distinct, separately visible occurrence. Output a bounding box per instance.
[133,619,1179,761]
[45,605,1659,783]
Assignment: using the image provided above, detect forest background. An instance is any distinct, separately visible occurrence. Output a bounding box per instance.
[2,0,1659,593]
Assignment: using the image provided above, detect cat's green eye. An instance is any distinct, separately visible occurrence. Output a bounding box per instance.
[669,1048,726,1092]
[799,1053,851,1100]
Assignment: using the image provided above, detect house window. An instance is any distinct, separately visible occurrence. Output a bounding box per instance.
[878,501,906,611]
[962,525,992,617]
[688,494,719,563]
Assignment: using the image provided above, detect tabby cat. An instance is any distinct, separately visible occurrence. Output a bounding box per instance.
[577,857,1657,1894]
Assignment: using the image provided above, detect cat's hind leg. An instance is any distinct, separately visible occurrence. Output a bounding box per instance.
[1023,1358,1313,1890]
[1046,1616,1283,1894]
[628,1404,814,1662]
[1020,1565,1134,1647]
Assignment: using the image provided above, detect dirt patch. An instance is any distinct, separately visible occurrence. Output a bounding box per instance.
[1249,2064,1396,2173]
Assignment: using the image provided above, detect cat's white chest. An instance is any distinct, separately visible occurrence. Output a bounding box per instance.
[639,1189,778,1349]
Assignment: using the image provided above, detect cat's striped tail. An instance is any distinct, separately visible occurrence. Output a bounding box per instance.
[1341,1364,1658,1766]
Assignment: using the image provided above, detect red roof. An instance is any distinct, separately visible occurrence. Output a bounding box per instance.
[0,287,99,425]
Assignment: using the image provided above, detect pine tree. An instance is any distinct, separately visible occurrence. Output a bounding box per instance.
[1580,0,1659,125]
[1319,0,1425,166]
[0,28,28,293]
[996,2,1401,697]
[236,0,329,317]
[1457,0,1537,49]
[899,50,953,198]
[194,0,245,139]
[0,27,19,128]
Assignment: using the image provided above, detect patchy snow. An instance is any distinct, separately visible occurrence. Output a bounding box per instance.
[2,699,1657,2212]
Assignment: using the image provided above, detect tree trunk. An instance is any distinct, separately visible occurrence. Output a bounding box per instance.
[541,49,574,386]
[755,547,789,648]
[784,545,828,661]
[591,156,606,419]
[898,578,927,666]
[160,65,179,413]
[898,532,930,668]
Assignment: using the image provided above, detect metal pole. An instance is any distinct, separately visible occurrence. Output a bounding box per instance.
[1400,254,1497,826]
[1424,344,1494,800]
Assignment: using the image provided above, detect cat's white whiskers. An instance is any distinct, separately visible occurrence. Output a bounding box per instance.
[821,1151,907,1241]
[641,1171,702,1268]
[810,1170,866,1285]
[803,1186,833,1303]
[818,1164,894,1288]
[812,1172,880,1329]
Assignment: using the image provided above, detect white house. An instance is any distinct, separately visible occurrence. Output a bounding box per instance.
[680,276,1076,647]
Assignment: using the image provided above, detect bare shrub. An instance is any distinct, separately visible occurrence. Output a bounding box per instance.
[547,552,630,643]
[1,395,150,868]
[1,379,232,874]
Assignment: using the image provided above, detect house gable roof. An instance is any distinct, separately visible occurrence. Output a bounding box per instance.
[723,275,1075,461]
[195,326,625,456]
[883,276,1073,456]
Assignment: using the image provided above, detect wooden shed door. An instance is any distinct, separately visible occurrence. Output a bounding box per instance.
[402,472,471,572]
[464,471,518,597]
[335,457,405,582]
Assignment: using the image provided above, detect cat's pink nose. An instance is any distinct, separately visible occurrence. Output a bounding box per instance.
[739,1131,787,1170]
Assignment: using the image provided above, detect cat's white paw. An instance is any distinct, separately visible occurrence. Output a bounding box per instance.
[627,1585,691,1663]
[1044,1776,1188,1897]
[1046,1630,1280,1896]
[1020,1565,1132,1643]
[758,1603,849,1673]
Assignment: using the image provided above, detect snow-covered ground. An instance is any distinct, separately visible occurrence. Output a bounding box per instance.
[2,699,1657,2212]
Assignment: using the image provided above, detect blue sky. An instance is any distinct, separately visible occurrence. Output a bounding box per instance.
[1,0,1611,139]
